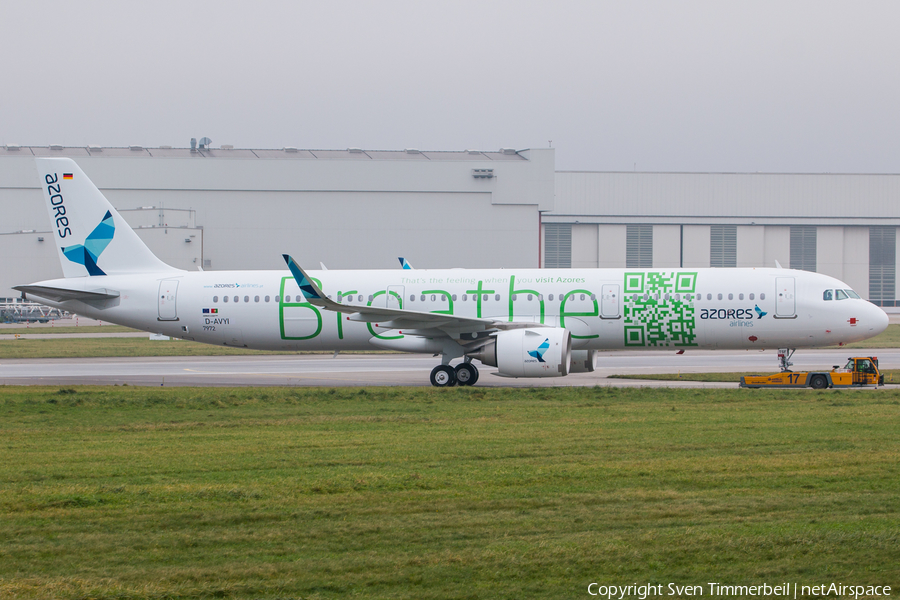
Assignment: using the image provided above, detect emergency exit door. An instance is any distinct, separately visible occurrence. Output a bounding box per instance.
[158,279,179,321]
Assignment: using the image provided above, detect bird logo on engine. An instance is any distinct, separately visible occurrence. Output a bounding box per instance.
[527,338,550,363]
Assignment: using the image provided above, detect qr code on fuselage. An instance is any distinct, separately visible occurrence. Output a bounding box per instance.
[623,271,698,347]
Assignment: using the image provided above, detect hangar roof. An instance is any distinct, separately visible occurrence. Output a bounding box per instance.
[0,145,526,161]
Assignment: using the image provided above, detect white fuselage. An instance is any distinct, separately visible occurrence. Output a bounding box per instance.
[29,266,889,352]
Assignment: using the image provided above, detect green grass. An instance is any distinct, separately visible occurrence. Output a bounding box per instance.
[0,338,300,359]
[0,325,137,335]
[609,369,900,383]
[0,386,898,599]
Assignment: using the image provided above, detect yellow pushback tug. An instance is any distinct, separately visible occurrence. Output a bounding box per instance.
[740,353,883,389]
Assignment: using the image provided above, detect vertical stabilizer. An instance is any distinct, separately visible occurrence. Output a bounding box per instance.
[35,157,178,277]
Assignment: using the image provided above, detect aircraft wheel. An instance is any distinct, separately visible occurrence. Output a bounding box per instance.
[455,363,479,386]
[809,375,828,390]
[430,365,457,387]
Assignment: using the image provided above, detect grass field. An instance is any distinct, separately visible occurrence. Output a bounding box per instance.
[1,386,897,599]
[0,338,302,359]
[0,325,137,335]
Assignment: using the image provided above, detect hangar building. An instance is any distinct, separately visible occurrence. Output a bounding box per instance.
[544,171,900,307]
[1,145,898,310]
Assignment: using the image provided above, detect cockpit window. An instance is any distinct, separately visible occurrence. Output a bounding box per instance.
[835,289,849,300]
[823,290,833,301]
[845,289,860,299]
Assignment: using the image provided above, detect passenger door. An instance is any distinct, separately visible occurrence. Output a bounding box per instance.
[775,277,796,318]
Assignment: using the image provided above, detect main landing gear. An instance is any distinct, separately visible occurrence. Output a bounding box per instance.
[429,361,479,387]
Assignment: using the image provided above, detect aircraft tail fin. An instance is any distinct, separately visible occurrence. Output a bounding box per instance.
[35,157,178,278]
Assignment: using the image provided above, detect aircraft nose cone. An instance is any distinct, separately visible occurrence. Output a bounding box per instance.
[868,303,889,336]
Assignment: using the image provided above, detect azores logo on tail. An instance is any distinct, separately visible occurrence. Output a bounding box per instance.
[527,338,550,363]
[62,210,115,276]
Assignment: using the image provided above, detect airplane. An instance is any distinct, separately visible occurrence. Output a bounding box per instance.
[15,157,890,387]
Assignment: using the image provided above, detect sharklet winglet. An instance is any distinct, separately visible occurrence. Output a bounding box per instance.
[282,254,325,301]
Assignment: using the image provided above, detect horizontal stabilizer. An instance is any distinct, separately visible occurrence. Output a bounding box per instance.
[13,284,120,303]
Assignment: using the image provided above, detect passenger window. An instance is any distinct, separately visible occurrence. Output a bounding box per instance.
[538,295,543,301]
[823,290,833,301]
[760,293,765,300]
[549,294,554,301]
[254,296,259,303]
[233,296,239,303]
[707,293,712,300]
[358,295,363,302]
[495,294,500,301]
[728,293,733,300]
[749,293,755,300]
[223,296,229,303]
[717,293,723,300]
[663,293,669,301]
[420,295,426,301]
[409,294,415,302]
[452,294,457,301]
[512,295,517,301]
[285,295,291,303]
[835,289,849,300]
[213,296,218,303]
[244,296,249,303]
[483,295,488,302]
[527,294,532,301]
[431,294,436,302]
[846,289,860,299]
[643,294,649,301]
[368,295,374,302]
[591,294,597,301]
[265,296,270,302]
[275,295,280,303]
[580,294,585,301]
[462,294,467,301]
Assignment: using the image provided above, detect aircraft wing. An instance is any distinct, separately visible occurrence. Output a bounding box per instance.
[283,255,544,335]
[13,284,120,303]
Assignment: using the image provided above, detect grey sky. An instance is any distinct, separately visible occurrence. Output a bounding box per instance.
[3,1,898,172]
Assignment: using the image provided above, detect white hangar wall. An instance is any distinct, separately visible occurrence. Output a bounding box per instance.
[545,171,900,307]
[0,146,554,298]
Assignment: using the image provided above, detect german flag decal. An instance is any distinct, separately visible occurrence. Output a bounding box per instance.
[63,173,73,179]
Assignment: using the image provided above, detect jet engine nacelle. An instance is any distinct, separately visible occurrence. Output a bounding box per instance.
[569,349,595,373]
[469,328,572,378]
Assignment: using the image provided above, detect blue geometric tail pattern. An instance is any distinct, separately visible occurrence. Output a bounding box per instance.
[61,210,115,276]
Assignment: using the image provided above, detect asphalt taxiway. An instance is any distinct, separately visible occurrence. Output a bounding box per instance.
[1,348,897,388]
